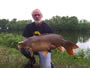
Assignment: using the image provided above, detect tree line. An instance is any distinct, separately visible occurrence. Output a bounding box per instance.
[0,16,90,33]
[45,16,90,33]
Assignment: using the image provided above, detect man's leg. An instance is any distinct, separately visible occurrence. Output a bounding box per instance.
[18,48,31,58]
[18,48,36,67]
[39,52,51,68]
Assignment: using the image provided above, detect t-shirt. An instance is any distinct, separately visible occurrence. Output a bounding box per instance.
[23,21,53,37]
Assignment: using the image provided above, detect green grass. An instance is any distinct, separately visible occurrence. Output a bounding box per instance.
[51,49,90,68]
[0,33,90,68]
[0,46,28,68]
[0,32,24,49]
[0,46,90,68]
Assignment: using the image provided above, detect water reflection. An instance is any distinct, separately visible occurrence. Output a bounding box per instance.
[77,39,90,49]
[59,32,90,49]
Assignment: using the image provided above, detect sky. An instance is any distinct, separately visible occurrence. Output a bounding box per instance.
[0,0,90,21]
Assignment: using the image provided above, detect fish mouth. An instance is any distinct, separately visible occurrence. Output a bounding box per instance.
[18,41,25,49]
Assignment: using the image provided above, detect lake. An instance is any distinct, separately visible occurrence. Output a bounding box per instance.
[59,32,90,50]
[77,38,90,49]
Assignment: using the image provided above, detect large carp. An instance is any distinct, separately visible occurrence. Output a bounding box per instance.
[18,34,78,56]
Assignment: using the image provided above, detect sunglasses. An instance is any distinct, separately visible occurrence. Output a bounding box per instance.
[33,14,41,16]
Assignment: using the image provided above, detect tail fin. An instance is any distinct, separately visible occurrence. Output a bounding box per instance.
[63,41,78,56]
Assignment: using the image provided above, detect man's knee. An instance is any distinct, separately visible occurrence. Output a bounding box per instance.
[39,52,51,68]
[18,48,31,58]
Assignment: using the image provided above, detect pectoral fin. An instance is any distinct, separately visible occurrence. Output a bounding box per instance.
[18,45,22,48]
[57,46,62,52]
[41,51,48,56]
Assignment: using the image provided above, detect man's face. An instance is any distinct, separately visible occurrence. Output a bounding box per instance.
[32,10,42,23]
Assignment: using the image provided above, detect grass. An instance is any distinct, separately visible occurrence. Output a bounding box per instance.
[0,46,28,68]
[0,33,90,68]
[0,46,90,68]
[51,49,90,68]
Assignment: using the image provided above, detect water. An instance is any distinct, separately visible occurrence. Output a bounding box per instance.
[77,38,90,49]
[59,32,90,49]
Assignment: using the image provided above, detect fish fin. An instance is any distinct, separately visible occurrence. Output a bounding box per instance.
[63,41,79,56]
[65,45,78,56]
[65,47,74,56]
[29,48,33,57]
[64,44,78,56]
[18,45,22,48]
[41,51,48,56]
[57,46,62,52]
[73,45,79,49]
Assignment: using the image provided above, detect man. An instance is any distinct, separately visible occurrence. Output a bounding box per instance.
[19,9,54,68]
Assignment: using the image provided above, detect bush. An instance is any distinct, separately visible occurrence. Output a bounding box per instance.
[0,33,24,49]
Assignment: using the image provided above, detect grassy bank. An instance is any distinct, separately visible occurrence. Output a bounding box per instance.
[0,33,90,68]
[0,46,90,68]
[0,46,28,68]
[52,49,90,68]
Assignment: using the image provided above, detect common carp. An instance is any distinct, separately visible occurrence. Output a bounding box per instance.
[18,34,78,56]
